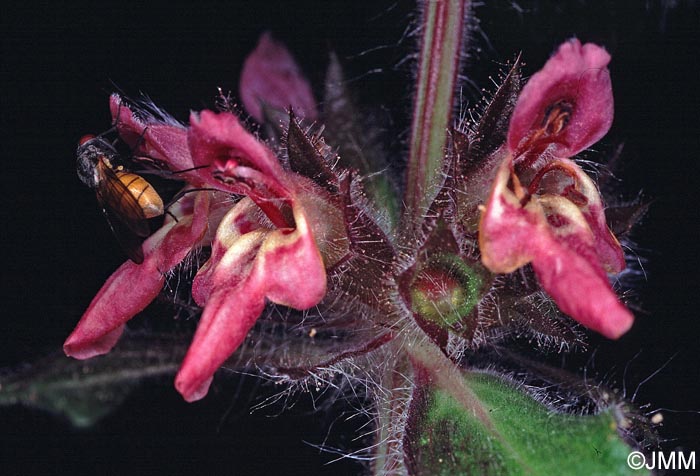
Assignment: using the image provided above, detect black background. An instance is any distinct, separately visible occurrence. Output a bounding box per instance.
[2,1,699,475]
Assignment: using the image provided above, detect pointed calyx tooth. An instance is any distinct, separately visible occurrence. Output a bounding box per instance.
[469,56,522,160]
[285,112,339,192]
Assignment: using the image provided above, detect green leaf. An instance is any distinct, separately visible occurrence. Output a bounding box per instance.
[0,332,187,427]
[405,371,648,476]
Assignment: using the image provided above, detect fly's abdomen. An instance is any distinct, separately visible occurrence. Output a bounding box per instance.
[116,172,164,218]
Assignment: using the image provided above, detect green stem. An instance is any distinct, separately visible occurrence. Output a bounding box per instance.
[405,0,468,219]
[371,349,413,476]
[406,338,494,431]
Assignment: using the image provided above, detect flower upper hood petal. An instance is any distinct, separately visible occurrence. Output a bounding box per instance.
[508,39,614,159]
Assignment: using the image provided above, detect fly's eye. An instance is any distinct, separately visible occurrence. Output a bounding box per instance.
[79,134,96,146]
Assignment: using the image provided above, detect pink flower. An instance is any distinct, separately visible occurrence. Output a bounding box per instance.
[240,32,318,123]
[478,39,633,339]
[175,111,328,401]
[65,96,334,402]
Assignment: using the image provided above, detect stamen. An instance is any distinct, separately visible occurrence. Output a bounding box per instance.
[513,99,574,168]
[541,100,573,136]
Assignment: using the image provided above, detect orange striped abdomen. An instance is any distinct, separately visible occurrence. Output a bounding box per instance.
[116,172,164,218]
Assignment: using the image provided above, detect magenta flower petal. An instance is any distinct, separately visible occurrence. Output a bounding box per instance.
[540,158,625,272]
[63,259,167,359]
[532,239,633,339]
[256,201,327,309]
[479,160,542,273]
[505,190,632,339]
[175,262,266,402]
[479,160,633,339]
[176,199,326,402]
[508,39,614,159]
[110,95,195,173]
[504,178,632,340]
[187,109,296,229]
[191,198,267,306]
[239,32,318,123]
[537,194,608,282]
[188,110,290,199]
[64,193,212,359]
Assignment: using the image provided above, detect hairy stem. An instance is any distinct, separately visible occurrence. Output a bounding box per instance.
[405,0,468,219]
[406,338,493,431]
[371,350,413,476]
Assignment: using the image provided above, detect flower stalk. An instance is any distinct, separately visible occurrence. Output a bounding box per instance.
[405,0,468,219]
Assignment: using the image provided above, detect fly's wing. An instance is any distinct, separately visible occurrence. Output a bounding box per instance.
[95,162,151,264]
